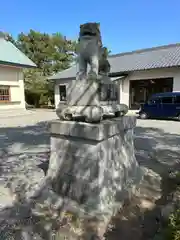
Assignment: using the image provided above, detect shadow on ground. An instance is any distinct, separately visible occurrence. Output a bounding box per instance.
[1,119,180,177]
[135,125,180,173]
[0,120,180,239]
[106,125,180,240]
[0,121,50,183]
[0,121,50,151]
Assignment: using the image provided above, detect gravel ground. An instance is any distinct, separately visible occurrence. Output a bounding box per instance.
[0,110,57,207]
[108,118,180,240]
[0,110,180,238]
[0,110,180,208]
[0,109,57,165]
[0,111,180,183]
[135,118,180,170]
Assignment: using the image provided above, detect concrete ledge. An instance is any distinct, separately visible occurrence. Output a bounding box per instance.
[50,116,136,141]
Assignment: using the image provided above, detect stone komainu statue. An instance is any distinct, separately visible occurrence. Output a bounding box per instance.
[99,47,111,75]
[76,22,103,80]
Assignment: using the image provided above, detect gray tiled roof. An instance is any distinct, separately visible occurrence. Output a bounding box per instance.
[0,33,36,68]
[49,43,180,80]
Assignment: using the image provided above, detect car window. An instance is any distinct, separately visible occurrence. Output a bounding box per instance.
[149,98,161,104]
[174,96,180,104]
[161,97,173,104]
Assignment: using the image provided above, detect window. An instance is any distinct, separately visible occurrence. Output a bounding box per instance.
[59,85,66,101]
[174,96,180,104]
[149,98,161,104]
[161,97,173,104]
[0,86,10,102]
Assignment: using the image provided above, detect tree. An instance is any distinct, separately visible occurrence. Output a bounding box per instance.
[17,30,76,76]
[23,69,48,107]
[3,32,16,45]
[15,30,77,106]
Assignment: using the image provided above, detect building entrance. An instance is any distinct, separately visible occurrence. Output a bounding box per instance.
[129,78,173,109]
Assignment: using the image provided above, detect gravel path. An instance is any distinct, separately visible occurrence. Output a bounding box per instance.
[135,119,180,171]
[0,113,180,188]
[0,111,180,235]
[108,119,180,239]
[0,110,57,208]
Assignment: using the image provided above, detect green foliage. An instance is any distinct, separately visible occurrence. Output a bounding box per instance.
[5,30,111,107]
[154,211,180,240]
[17,30,76,75]
[4,32,17,46]
[6,30,77,107]
[165,209,180,240]
[154,171,180,240]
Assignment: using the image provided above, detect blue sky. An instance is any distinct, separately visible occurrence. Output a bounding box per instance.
[1,0,180,54]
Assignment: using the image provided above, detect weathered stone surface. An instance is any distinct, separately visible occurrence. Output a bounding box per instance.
[67,79,100,106]
[67,75,118,106]
[56,22,129,123]
[98,47,111,75]
[77,22,102,80]
[0,183,14,209]
[48,116,143,220]
[56,74,126,123]
[57,88,126,123]
[51,116,136,141]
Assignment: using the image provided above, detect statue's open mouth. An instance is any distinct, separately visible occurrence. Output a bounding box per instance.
[82,31,97,36]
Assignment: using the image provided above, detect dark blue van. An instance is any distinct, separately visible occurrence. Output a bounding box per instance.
[138,92,180,120]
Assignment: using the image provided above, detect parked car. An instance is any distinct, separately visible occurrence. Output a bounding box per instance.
[138,92,180,120]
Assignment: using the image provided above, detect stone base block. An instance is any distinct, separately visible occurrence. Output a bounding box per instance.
[67,79,99,106]
[56,103,129,122]
[47,116,143,220]
[67,75,116,106]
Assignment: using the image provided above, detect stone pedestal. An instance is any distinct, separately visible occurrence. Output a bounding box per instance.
[67,76,117,106]
[48,116,142,208]
[47,116,143,237]
[67,79,100,106]
[56,75,128,122]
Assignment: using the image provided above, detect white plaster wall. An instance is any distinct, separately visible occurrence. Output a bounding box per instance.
[112,77,126,104]
[54,79,74,108]
[120,67,180,107]
[0,65,26,110]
